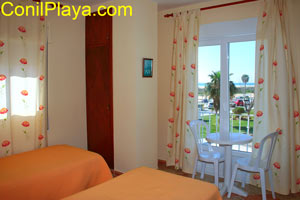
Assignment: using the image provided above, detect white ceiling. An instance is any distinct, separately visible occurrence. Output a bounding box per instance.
[153,0,210,11]
[53,0,108,5]
[55,0,209,11]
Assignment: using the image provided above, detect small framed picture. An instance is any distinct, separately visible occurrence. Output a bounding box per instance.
[143,58,153,78]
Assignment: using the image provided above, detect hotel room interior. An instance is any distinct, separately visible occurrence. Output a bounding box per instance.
[0,0,300,199]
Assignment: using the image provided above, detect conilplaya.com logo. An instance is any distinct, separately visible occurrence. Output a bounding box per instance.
[0,1,133,20]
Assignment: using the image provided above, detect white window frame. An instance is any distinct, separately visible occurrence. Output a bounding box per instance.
[198,33,256,156]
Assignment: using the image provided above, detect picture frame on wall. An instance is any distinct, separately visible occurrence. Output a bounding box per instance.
[143,58,153,78]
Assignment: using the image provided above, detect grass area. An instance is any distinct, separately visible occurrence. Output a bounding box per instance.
[199,114,254,137]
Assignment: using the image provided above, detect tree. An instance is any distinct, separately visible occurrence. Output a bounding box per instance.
[241,74,249,97]
[246,98,254,116]
[205,71,237,114]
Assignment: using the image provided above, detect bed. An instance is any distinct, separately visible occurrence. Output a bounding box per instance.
[63,167,222,200]
[0,145,112,200]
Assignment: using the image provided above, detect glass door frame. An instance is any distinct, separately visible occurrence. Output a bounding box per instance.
[198,34,256,137]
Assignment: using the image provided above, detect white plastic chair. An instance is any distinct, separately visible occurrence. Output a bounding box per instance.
[227,131,279,200]
[189,120,224,187]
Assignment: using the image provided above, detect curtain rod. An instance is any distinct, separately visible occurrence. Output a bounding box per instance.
[164,0,258,18]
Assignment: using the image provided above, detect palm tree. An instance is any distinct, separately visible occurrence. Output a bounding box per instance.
[205,71,237,114]
[241,74,249,97]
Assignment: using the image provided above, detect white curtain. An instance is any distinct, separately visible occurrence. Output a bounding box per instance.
[0,0,48,157]
[166,10,200,173]
[251,0,300,194]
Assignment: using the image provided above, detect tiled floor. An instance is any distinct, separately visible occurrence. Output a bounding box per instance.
[158,162,300,200]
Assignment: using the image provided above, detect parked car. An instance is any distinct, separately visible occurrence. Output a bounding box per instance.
[230,100,236,107]
[234,99,244,106]
[244,96,250,102]
[198,104,204,111]
[208,102,214,109]
[202,99,208,103]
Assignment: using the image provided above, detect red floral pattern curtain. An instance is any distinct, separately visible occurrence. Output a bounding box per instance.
[0,0,47,157]
[251,0,300,194]
[166,10,200,173]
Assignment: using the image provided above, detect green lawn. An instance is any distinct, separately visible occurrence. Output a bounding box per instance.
[199,114,254,137]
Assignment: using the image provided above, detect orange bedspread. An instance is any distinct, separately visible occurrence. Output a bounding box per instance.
[64,167,222,200]
[0,145,112,200]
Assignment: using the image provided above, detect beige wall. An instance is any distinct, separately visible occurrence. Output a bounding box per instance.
[93,0,158,172]
[107,0,139,172]
[157,0,260,160]
[46,0,158,172]
[135,0,158,169]
[47,13,87,149]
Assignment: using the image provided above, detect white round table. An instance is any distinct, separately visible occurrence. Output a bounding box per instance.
[206,132,253,197]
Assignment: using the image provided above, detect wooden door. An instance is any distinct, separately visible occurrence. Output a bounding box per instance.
[86,13,113,168]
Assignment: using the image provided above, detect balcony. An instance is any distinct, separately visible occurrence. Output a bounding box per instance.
[198,108,254,153]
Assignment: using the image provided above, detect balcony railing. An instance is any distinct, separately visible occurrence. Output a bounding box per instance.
[198,110,254,152]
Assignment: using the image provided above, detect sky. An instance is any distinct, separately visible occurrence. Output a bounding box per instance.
[198,41,256,85]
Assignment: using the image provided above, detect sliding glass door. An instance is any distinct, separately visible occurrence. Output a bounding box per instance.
[198,37,256,152]
[198,45,221,136]
[229,40,256,152]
